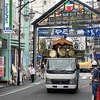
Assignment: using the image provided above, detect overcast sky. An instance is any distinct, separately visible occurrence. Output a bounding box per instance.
[56,0,96,3]
[56,0,97,7]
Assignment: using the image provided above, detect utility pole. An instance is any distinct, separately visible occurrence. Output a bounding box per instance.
[85,0,96,61]
[17,0,35,85]
[17,0,22,86]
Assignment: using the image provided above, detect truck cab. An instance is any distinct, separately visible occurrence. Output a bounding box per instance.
[45,58,79,93]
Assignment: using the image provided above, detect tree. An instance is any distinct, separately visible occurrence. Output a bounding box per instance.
[39,27,53,57]
[71,18,78,35]
[39,39,48,56]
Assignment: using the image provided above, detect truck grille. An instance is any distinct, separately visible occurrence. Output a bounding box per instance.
[51,79,70,84]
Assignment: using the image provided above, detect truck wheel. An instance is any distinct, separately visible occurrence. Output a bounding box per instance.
[73,84,78,93]
[76,83,78,90]
[47,89,51,93]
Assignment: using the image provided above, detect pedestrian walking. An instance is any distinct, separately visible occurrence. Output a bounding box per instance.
[36,62,40,77]
[40,62,45,79]
[28,65,31,80]
[30,65,36,82]
[90,60,99,100]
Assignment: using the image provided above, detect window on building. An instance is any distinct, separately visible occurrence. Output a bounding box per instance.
[44,0,46,5]
[94,37,100,45]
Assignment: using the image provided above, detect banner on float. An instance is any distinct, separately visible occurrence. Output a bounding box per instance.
[4,0,12,33]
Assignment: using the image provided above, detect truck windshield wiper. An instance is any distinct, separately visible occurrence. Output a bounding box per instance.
[61,70,66,72]
[47,70,54,72]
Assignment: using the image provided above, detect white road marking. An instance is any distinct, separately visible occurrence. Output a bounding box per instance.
[35,81,45,85]
[80,73,92,77]
[90,77,92,79]
[81,76,87,79]
[0,81,44,97]
[80,73,92,80]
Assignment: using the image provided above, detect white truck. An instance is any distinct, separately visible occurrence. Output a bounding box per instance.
[45,58,79,93]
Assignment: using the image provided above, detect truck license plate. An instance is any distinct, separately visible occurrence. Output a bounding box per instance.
[58,85,63,88]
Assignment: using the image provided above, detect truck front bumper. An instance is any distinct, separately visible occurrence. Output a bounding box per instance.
[46,84,77,89]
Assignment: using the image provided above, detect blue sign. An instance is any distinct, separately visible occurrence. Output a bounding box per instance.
[88,54,100,59]
[37,54,42,60]
[88,54,92,59]
[96,54,100,58]
[38,27,100,37]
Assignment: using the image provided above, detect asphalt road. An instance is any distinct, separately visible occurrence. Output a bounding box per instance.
[0,73,92,100]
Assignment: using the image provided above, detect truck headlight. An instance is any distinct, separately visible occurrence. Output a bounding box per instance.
[46,78,52,84]
[70,78,77,84]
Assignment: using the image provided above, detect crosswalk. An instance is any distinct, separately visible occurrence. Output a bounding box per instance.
[79,73,92,80]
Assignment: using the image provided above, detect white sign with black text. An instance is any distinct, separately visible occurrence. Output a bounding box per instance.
[45,39,53,50]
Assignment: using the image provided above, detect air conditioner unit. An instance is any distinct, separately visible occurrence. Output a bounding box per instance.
[13,24,15,28]
[12,31,15,34]
[21,33,24,38]
[20,32,24,39]
[13,27,17,32]
[20,29,24,35]
[13,25,17,32]
[20,32,23,35]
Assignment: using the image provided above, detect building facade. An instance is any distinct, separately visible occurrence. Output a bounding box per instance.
[0,0,31,83]
[29,0,57,62]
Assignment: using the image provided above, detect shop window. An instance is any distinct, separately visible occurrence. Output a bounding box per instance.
[94,37,100,46]
[2,39,7,49]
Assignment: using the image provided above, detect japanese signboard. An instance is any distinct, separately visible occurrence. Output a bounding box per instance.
[0,57,4,77]
[45,39,53,50]
[4,0,12,33]
[38,27,100,37]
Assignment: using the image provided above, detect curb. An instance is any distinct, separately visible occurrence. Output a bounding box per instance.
[0,85,10,89]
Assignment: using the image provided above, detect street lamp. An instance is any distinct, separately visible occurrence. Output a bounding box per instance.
[22,12,35,21]
[17,0,22,86]
[17,0,35,86]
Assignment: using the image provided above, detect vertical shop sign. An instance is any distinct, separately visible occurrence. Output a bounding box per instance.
[4,0,12,33]
[0,57,4,77]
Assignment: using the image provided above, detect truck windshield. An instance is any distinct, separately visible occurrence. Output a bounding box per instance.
[48,59,75,71]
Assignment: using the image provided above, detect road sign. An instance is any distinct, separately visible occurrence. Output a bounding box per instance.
[37,54,42,60]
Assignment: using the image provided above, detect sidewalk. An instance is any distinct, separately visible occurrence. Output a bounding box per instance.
[0,74,42,89]
[0,83,8,89]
